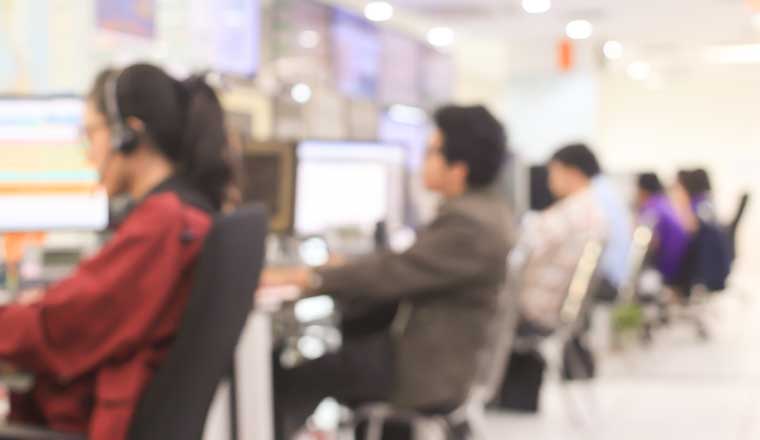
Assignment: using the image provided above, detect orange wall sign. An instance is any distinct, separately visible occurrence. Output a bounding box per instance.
[558,39,574,72]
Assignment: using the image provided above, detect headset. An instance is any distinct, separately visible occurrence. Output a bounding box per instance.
[104,70,140,154]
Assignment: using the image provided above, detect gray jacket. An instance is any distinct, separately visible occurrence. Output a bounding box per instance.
[317,191,513,409]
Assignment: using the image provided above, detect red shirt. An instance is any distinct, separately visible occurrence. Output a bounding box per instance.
[0,182,213,440]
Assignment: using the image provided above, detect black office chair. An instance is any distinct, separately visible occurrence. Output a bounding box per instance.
[0,204,269,440]
[727,193,750,262]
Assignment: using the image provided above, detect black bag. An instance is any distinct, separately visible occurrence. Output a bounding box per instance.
[562,336,596,381]
[491,350,546,413]
[680,220,732,293]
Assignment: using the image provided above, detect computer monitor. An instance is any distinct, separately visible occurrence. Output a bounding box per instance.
[378,107,429,169]
[0,97,108,232]
[294,140,406,239]
[240,142,297,234]
[529,165,556,211]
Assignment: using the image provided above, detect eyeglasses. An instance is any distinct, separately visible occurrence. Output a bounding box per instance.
[425,146,443,158]
[79,122,109,144]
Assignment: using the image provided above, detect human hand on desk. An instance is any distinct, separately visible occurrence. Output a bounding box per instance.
[255,266,314,308]
[260,266,312,290]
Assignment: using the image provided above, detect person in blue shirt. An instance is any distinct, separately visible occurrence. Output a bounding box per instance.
[562,145,633,301]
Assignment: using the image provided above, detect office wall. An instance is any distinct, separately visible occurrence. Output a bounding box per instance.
[452,39,510,121]
[504,71,600,163]
[597,65,760,264]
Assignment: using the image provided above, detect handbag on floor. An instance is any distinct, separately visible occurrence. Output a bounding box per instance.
[491,349,546,413]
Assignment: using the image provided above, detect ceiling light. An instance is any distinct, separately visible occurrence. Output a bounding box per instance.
[704,44,760,64]
[298,30,321,49]
[627,62,652,81]
[291,83,312,104]
[603,40,624,60]
[427,27,455,48]
[566,20,593,40]
[364,1,394,22]
[522,0,551,14]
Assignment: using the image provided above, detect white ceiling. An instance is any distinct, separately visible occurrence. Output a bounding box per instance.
[394,0,758,46]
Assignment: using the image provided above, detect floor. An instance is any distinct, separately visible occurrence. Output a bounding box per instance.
[486,273,760,440]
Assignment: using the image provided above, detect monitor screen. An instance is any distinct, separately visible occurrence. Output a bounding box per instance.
[96,0,156,38]
[378,31,422,105]
[331,9,381,100]
[190,0,261,77]
[422,48,455,106]
[213,0,261,77]
[529,165,556,211]
[0,97,108,232]
[294,141,406,237]
[378,109,430,169]
[240,142,297,234]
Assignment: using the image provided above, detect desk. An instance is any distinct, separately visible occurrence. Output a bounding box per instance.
[236,309,276,440]
[205,306,281,440]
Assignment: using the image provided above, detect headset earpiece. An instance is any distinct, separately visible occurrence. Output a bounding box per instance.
[111,119,139,154]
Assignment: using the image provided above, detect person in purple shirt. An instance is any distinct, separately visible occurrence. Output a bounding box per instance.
[637,173,690,284]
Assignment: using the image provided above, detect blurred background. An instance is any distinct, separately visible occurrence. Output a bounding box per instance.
[2,0,757,259]
[1,0,760,439]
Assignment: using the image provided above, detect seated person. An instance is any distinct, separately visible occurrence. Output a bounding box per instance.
[673,169,731,294]
[517,144,607,335]
[673,168,716,233]
[0,64,231,439]
[591,163,633,302]
[261,105,514,440]
[636,172,689,286]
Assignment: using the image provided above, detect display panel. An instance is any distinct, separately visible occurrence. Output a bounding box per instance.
[241,142,298,234]
[294,141,406,237]
[96,0,156,38]
[331,9,380,100]
[0,97,108,231]
[379,30,422,105]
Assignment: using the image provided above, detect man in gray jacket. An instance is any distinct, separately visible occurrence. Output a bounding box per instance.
[262,105,514,440]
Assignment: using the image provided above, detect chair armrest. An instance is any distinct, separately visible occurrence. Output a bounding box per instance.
[0,424,86,440]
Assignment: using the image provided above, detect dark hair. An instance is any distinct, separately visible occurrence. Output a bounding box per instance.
[433,105,508,188]
[638,172,664,194]
[550,143,601,178]
[677,168,712,199]
[89,63,231,210]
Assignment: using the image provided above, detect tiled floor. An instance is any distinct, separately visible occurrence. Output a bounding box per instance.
[486,277,759,440]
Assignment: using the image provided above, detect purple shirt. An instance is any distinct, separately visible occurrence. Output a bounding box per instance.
[640,195,690,283]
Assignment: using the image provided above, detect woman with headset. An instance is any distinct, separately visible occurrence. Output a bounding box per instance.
[0,64,231,439]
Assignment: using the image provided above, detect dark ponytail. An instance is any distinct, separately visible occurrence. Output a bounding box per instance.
[89,63,232,211]
[176,75,231,210]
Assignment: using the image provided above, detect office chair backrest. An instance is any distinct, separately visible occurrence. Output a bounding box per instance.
[559,240,604,332]
[728,193,750,261]
[731,193,750,231]
[618,225,654,304]
[128,204,268,440]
